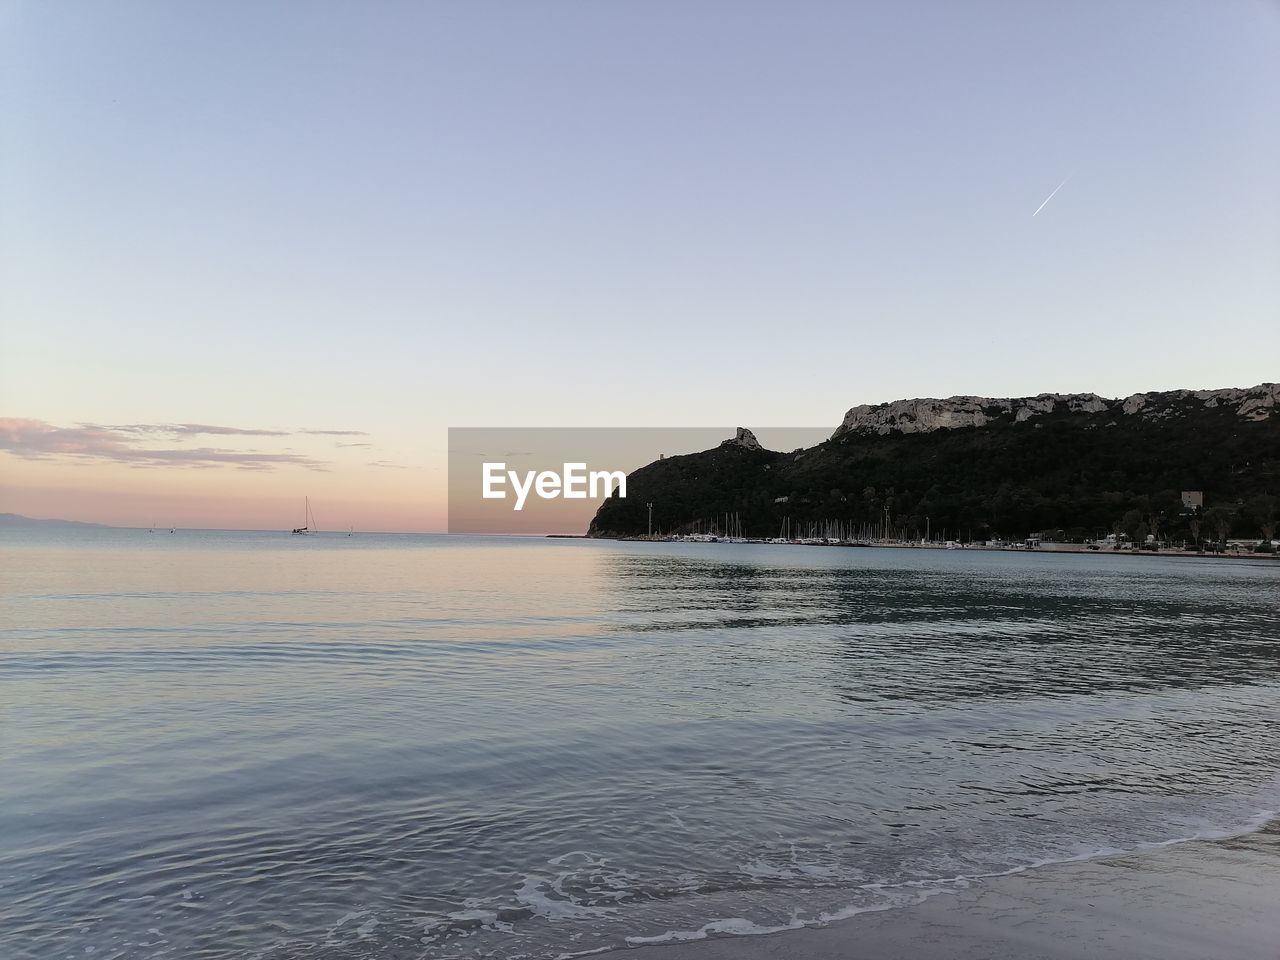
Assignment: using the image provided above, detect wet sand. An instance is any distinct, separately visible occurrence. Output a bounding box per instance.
[598,824,1280,960]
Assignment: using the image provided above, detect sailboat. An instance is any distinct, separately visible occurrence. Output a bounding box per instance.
[291,497,318,535]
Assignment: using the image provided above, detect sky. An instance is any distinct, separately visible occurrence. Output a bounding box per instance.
[2,0,1278,531]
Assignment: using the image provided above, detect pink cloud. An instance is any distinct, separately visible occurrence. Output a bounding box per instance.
[0,418,327,470]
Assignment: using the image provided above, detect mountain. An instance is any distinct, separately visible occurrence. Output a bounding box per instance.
[0,513,112,529]
[587,384,1280,544]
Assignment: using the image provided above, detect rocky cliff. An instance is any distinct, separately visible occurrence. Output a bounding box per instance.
[832,384,1279,438]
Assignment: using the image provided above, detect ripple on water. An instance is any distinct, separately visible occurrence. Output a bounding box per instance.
[1,536,1278,959]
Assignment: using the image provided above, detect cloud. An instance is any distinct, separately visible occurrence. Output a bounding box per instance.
[103,423,371,439]
[107,423,289,437]
[337,442,372,448]
[175,423,290,437]
[0,418,327,470]
[368,460,409,469]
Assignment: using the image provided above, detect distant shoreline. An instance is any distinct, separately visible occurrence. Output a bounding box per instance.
[593,536,1278,561]
[0,513,112,529]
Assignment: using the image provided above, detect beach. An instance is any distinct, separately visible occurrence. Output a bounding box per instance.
[602,823,1280,960]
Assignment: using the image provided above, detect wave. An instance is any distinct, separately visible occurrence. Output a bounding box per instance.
[593,807,1280,953]
[418,805,1279,959]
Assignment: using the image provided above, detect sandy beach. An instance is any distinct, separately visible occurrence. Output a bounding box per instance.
[598,823,1280,960]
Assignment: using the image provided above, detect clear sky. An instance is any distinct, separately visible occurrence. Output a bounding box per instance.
[2,1,1277,530]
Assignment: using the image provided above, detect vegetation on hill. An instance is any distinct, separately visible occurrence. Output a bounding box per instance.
[588,397,1280,547]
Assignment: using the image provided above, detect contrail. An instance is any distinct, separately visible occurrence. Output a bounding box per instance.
[1032,173,1073,217]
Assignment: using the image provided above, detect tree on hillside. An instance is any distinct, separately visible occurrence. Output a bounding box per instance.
[1203,506,1233,547]
[1249,494,1277,541]
[1121,509,1146,544]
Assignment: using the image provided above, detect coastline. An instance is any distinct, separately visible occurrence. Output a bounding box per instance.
[594,820,1280,960]
[597,535,1279,561]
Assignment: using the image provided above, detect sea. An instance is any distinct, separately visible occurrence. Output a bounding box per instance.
[2,528,1279,959]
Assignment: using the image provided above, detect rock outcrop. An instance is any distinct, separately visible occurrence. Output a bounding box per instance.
[832,384,1278,438]
[723,427,763,451]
